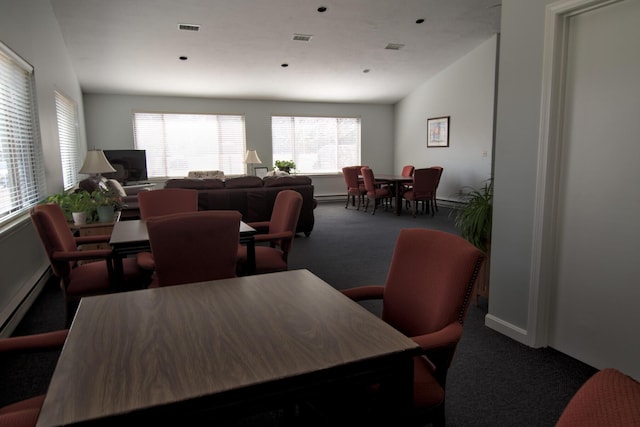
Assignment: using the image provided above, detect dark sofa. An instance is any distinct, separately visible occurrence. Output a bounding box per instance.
[165,175,316,235]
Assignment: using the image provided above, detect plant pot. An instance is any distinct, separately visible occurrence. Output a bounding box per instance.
[97,206,115,223]
[72,211,87,226]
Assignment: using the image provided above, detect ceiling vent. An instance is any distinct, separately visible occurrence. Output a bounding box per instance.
[385,43,405,50]
[293,34,313,42]
[178,23,201,32]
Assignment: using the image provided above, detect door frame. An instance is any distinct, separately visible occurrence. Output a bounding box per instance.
[528,0,624,348]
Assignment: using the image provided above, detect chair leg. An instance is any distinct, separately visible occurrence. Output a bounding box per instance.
[412,200,417,218]
[345,194,350,209]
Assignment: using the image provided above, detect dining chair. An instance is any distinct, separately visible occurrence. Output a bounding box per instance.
[236,190,303,274]
[0,329,69,427]
[342,166,366,210]
[146,210,242,287]
[402,167,440,217]
[431,165,444,213]
[400,164,416,209]
[135,188,199,273]
[341,228,483,427]
[30,203,146,326]
[360,166,392,215]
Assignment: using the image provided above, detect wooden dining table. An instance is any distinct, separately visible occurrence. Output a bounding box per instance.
[35,269,421,426]
[109,218,257,283]
[373,174,413,215]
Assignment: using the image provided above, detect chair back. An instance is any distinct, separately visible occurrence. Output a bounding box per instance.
[268,190,303,254]
[411,168,440,199]
[431,166,443,188]
[30,203,79,280]
[147,210,242,286]
[360,166,377,194]
[401,165,415,177]
[342,166,361,190]
[138,188,198,219]
[382,228,483,340]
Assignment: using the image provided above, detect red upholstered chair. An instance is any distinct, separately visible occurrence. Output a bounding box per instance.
[341,229,483,426]
[146,210,242,287]
[556,368,640,426]
[30,204,145,326]
[402,167,441,217]
[237,190,303,275]
[342,166,366,210]
[431,165,444,213]
[360,166,392,215]
[136,188,199,272]
[0,329,69,427]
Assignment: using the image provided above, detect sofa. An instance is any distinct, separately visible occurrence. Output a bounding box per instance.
[165,175,316,236]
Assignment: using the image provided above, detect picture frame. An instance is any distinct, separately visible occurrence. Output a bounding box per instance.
[427,116,450,148]
[254,166,269,178]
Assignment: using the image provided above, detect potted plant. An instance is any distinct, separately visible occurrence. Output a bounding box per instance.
[91,187,123,223]
[453,178,493,302]
[44,190,94,225]
[274,160,296,174]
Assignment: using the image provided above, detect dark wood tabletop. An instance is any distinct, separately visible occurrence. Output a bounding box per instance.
[36,269,420,426]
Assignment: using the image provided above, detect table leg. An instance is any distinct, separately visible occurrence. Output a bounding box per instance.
[395,181,403,215]
[246,237,256,275]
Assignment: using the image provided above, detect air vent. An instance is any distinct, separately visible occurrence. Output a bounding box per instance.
[293,34,313,42]
[385,43,405,50]
[178,23,201,32]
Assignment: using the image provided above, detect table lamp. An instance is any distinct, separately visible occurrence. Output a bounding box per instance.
[244,149,262,175]
[79,149,116,182]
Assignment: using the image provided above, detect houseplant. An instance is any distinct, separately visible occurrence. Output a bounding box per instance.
[45,189,94,225]
[453,179,493,302]
[91,187,123,222]
[274,160,296,174]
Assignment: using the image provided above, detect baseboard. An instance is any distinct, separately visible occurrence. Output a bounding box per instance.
[0,268,52,338]
[485,313,529,345]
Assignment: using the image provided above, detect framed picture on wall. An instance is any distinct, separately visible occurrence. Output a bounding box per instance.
[427,116,450,148]
[254,166,269,178]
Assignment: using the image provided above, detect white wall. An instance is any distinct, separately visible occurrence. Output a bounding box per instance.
[394,35,497,202]
[0,0,86,332]
[83,94,395,197]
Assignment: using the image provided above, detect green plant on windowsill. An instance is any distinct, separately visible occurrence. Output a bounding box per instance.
[274,160,296,174]
[44,189,95,222]
[91,187,124,209]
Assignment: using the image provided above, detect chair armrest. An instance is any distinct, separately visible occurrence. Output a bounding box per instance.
[253,231,293,243]
[0,329,68,354]
[341,285,385,301]
[246,221,270,232]
[411,322,463,351]
[52,249,112,262]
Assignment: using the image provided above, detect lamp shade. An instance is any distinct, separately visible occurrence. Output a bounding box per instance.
[244,150,262,165]
[79,149,116,175]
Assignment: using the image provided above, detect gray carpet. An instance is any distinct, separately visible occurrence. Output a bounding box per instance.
[2,200,597,426]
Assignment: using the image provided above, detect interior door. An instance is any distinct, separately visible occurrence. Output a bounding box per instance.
[549,0,640,378]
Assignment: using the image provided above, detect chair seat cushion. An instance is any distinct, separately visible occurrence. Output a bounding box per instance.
[237,245,288,274]
[0,395,44,416]
[67,258,144,296]
[136,251,155,270]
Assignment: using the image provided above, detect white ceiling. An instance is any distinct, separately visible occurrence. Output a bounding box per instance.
[50,0,501,104]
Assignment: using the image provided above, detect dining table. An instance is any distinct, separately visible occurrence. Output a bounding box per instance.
[109,218,257,283]
[373,174,414,215]
[35,269,421,426]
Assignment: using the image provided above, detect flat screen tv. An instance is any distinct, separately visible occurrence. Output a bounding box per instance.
[103,149,148,185]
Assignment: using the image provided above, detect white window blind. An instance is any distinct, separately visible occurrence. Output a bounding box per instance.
[55,91,80,189]
[0,41,45,224]
[133,112,246,177]
[271,115,361,174]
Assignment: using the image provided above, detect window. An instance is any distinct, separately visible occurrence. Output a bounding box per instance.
[0,41,45,224]
[133,112,246,177]
[271,115,361,174]
[55,91,80,189]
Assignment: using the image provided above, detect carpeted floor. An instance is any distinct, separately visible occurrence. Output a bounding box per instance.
[1,200,597,426]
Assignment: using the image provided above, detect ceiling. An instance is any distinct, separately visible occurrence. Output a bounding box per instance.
[50,0,501,104]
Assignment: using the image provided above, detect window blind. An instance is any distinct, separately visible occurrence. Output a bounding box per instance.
[271,116,361,174]
[133,112,246,177]
[55,91,80,189]
[0,41,45,224]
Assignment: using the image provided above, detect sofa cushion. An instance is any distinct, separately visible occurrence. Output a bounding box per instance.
[165,178,225,190]
[225,175,264,189]
[263,176,312,187]
[187,170,225,180]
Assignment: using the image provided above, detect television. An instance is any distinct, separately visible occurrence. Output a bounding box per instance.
[103,149,148,185]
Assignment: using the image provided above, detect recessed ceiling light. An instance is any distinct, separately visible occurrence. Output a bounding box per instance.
[317,6,327,13]
[179,56,188,61]
[416,18,425,24]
